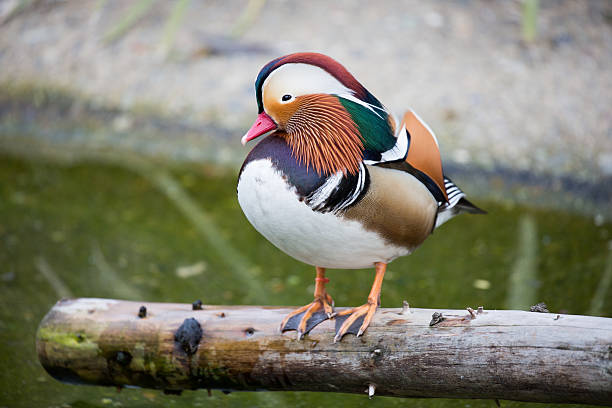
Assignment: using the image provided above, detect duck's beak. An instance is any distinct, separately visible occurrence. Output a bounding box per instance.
[241,112,277,145]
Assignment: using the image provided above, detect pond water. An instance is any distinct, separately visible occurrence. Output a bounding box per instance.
[0,154,609,407]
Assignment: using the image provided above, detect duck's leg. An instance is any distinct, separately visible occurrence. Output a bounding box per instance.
[280,267,335,340]
[334,262,386,342]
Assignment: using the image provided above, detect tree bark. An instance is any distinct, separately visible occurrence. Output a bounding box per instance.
[36,298,612,405]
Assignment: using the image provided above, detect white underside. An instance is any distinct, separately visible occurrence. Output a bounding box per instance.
[237,159,410,269]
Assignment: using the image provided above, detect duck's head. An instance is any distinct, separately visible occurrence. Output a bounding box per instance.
[242,53,396,175]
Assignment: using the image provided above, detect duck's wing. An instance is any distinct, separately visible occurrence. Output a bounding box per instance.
[368,110,485,226]
[400,110,447,201]
[365,110,446,200]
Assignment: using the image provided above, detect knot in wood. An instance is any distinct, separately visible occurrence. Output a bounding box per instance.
[192,299,203,310]
[529,302,549,313]
[429,312,445,326]
[115,351,132,366]
[175,318,203,355]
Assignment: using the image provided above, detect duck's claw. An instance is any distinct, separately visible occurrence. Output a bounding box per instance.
[333,302,378,342]
[280,296,335,339]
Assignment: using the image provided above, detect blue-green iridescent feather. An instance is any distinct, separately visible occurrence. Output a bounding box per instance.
[337,97,396,158]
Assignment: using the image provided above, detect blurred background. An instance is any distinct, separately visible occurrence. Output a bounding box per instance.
[0,0,610,407]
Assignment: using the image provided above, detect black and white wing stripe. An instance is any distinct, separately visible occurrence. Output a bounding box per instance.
[435,177,485,228]
[305,163,369,214]
[442,177,465,208]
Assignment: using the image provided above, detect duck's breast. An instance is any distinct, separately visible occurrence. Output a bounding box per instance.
[238,158,413,269]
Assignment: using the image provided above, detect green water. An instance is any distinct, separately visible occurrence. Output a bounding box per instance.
[0,154,610,408]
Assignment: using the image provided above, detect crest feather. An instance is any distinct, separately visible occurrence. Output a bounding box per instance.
[255,52,384,113]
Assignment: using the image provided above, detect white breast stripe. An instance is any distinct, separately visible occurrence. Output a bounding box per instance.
[306,163,368,213]
[306,171,343,209]
[344,162,367,207]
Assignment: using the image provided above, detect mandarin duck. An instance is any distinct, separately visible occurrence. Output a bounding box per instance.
[237,52,484,342]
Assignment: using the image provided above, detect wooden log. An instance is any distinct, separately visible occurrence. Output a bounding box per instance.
[36,298,612,404]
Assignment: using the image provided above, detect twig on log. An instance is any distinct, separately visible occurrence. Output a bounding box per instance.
[36,298,612,405]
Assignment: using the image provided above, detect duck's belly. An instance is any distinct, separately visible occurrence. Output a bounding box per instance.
[237,159,410,269]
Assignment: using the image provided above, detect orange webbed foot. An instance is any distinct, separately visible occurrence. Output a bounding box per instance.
[280,293,335,340]
[333,262,386,342]
[333,301,378,342]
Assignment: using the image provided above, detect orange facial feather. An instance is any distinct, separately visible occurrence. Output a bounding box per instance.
[282,94,363,176]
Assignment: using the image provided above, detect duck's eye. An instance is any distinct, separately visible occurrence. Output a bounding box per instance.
[281,94,293,102]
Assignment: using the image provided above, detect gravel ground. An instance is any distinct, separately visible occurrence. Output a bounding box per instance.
[0,0,611,181]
